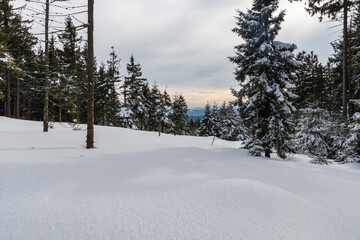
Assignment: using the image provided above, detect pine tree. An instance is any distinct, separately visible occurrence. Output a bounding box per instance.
[343,111,360,162]
[118,106,136,129]
[147,84,172,136]
[325,41,345,118]
[290,0,357,120]
[160,89,173,133]
[230,0,299,158]
[147,83,162,131]
[0,43,18,102]
[209,103,221,137]
[197,103,212,136]
[350,4,360,114]
[123,55,148,129]
[58,16,83,123]
[94,62,108,125]
[0,0,36,118]
[219,103,249,141]
[106,46,121,126]
[170,94,189,135]
[295,108,331,164]
[295,51,326,109]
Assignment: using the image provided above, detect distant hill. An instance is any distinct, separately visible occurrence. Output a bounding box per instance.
[187,107,205,121]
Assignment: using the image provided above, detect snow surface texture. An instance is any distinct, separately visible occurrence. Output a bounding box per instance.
[0,117,360,240]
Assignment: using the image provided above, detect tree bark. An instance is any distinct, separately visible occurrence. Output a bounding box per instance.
[6,70,11,117]
[342,0,348,120]
[43,0,50,132]
[16,75,19,118]
[59,99,62,122]
[265,149,271,158]
[348,16,354,117]
[86,0,95,149]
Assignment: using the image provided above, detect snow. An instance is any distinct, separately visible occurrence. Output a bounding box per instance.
[1,117,360,240]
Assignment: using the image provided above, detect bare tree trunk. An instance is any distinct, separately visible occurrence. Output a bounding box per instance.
[27,97,31,119]
[265,149,271,158]
[4,0,11,118]
[16,75,19,119]
[348,16,354,117]
[76,95,80,124]
[102,105,105,125]
[59,99,62,122]
[86,0,95,149]
[158,122,162,137]
[43,0,50,132]
[6,70,11,117]
[342,0,348,120]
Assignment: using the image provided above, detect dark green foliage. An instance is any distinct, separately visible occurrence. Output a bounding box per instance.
[197,103,212,136]
[170,94,189,135]
[230,0,299,158]
[295,51,326,109]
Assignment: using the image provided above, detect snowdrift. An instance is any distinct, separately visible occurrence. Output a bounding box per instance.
[0,117,359,240]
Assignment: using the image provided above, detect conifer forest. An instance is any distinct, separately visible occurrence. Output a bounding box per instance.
[1,1,360,239]
[0,0,360,163]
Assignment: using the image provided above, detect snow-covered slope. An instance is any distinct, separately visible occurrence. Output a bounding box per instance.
[0,117,359,240]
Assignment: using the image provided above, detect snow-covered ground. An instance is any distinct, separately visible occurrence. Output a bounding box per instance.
[1,117,359,240]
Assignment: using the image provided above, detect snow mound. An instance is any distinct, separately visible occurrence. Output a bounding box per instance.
[0,117,360,239]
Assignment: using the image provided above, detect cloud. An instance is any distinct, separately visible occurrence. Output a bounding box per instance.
[15,0,340,107]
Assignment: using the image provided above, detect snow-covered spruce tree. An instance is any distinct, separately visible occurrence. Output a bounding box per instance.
[106,46,121,126]
[160,89,173,134]
[197,103,212,136]
[220,102,249,141]
[343,111,360,163]
[124,55,148,130]
[0,43,15,101]
[155,89,172,136]
[229,0,299,158]
[170,94,189,135]
[294,51,326,109]
[209,103,221,137]
[197,103,221,138]
[294,108,330,164]
[117,107,136,130]
[58,16,83,123]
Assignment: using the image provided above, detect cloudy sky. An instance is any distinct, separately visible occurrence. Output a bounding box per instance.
[18,0,340,107]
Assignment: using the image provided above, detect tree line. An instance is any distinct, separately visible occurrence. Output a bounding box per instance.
[0,1,190,137]
[196,0,360,163]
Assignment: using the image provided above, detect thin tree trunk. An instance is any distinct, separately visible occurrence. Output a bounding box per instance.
[4,0,11,118]
[342,0,348,120]
[43,0,50,132]
[16,75,19,118]
[265,149,271,158]
[6,70,11,117]
[348,16,354,117]
[27,97,31,119]
[76,95,80,124]
[59,99,62,122]
[102,105,105,125]
[86,0,95,149]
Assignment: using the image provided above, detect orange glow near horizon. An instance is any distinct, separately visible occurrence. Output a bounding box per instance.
[164,86,237,107]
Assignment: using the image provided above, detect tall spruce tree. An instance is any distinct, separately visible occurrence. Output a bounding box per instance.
[295,51,326,109]
[0,0,36,118]
[106,46,121,126]
[219,103,249,141]
[123,55,148,129]
[197,103,212,136]
[94,62,108,125]
[290,0,357,120]
[230,0,299,158]
[58,16,83,123]
[350,3,360,113]
[170,94,189,135]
